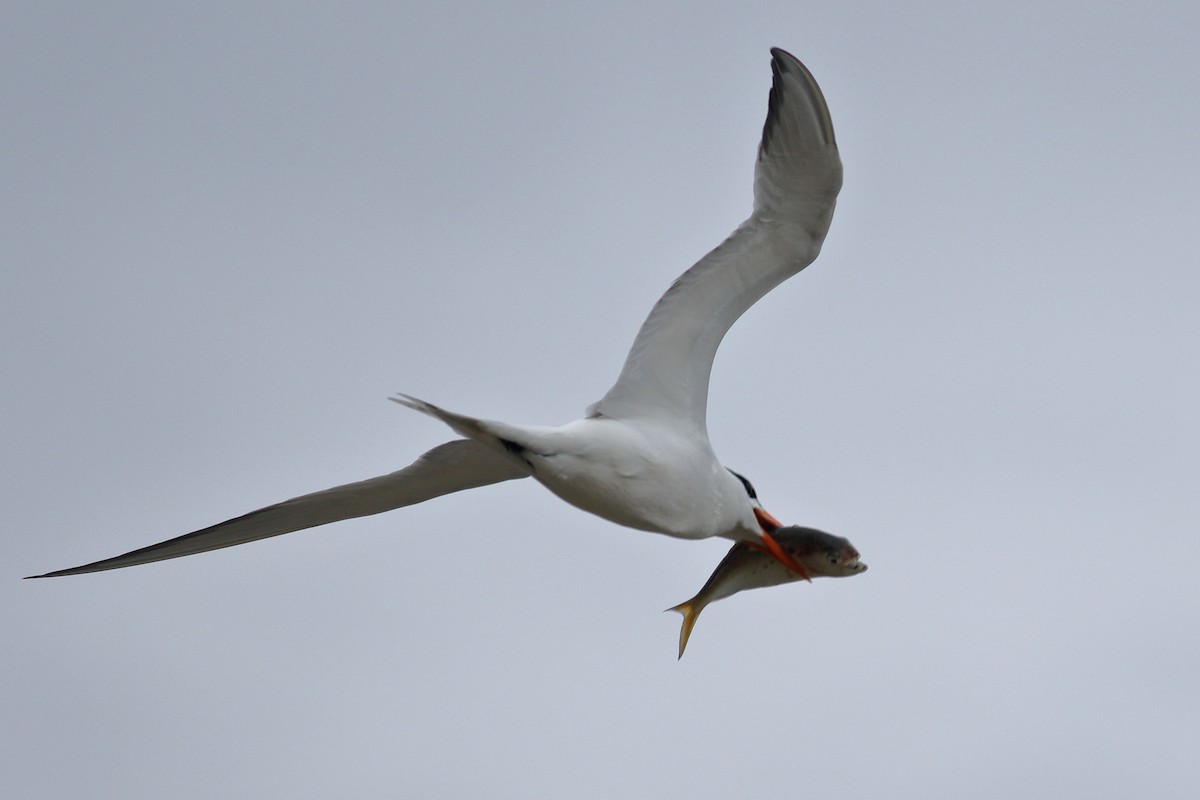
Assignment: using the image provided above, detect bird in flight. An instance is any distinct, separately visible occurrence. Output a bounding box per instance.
[29,47,842,582]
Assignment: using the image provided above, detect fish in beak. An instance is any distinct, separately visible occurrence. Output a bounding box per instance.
[752,506,813,581]
[668,525,866,658]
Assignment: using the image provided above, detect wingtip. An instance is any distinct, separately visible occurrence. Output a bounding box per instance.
[25,564,76,579]
[760,46,837,154]
[768,46,809,78]
[24,567,85,579]
[24,565,94,579]
[768,46,798,63]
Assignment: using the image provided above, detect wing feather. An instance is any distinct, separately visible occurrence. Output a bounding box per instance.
[27,440,528,577]
[589,48,842,429]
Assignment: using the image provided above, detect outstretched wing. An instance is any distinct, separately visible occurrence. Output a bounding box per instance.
[27,440,528,577]
[589,48,842,430]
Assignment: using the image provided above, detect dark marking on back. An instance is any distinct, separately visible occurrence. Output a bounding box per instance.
[500,438,537,471]
[500,437,560,471]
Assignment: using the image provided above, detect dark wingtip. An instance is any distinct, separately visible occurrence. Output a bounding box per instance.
[760,46,837,157]
[24,559,124,578]
[25,569,70,579]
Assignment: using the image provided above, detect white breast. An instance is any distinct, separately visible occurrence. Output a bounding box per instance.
[519,417,758,541]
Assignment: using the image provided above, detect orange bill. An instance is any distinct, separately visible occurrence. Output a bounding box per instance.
[752,507,812,581]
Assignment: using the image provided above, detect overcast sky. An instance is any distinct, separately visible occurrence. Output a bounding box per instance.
[4,2,1198,798]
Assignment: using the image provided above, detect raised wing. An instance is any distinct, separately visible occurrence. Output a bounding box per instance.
[27,440,528,577]
[589,48,842,429]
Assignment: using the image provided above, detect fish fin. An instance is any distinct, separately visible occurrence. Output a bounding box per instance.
[666,599,704,659]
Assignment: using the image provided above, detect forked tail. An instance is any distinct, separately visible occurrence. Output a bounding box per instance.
[389,393,541,465]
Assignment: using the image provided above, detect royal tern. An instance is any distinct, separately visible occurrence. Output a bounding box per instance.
[29,47,842,580]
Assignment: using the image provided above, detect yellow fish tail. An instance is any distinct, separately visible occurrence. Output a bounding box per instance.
[666,599,704,659]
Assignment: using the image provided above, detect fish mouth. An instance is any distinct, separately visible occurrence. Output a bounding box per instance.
[839,552,868,573]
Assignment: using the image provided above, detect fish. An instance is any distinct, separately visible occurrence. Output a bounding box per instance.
[667,526,866,658]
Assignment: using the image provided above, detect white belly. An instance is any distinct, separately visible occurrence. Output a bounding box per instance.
[520,418,757,541]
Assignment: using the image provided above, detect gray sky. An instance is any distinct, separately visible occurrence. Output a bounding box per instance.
[4,2,1198,797]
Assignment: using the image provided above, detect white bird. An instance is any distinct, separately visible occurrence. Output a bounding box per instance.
[28,47,842,580]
